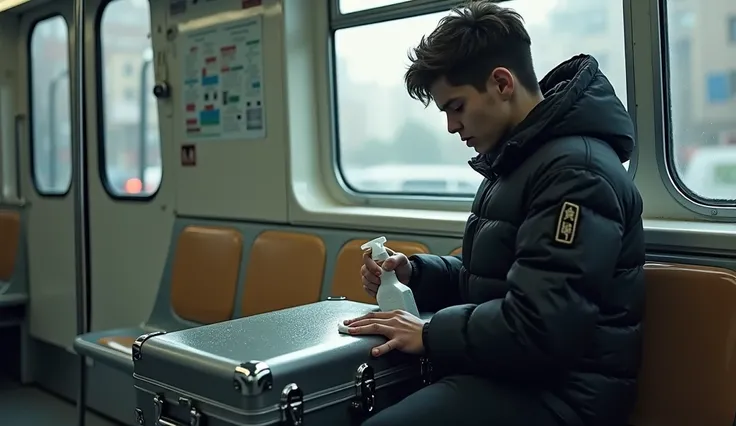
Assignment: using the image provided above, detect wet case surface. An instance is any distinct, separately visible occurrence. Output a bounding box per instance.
[132,300,429,425]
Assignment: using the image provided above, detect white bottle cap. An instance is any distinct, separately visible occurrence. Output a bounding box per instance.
[361,236,389,261]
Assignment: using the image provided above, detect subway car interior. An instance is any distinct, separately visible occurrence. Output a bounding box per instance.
[0,0,735,424]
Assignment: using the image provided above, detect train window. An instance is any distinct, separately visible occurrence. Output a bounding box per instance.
[99,0,161,198]
[339,0,411,14]
[665,3,736,202]
[332,1,628,197]
[29,16,72,196]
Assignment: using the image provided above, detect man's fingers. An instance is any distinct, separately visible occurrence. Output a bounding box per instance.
[347,317,391,328]
[362,251,383,276]
[361,266,380,285]
[343,310,397,325]
[363,284,377,297]
[347,323,393,337]
[371,339,399,357]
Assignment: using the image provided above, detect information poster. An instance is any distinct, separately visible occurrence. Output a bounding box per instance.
[179,14,266,142]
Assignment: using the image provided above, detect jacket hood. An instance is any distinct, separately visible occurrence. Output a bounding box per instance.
[470,54,635,177]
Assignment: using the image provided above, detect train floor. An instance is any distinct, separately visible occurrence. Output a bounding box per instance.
[0,374,122,426]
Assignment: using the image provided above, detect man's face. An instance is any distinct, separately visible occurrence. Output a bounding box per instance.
[430,68,516,155]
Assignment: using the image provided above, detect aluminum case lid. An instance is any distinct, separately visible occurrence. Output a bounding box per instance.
[132,300,423,420]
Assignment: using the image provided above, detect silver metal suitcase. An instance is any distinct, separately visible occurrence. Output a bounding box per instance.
[132,300,431,426]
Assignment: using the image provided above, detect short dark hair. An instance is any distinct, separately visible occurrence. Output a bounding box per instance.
[404,1,539,106]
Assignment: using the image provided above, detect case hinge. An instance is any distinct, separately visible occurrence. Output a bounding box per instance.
[280,383,304,426]
[420,357,433,385]
[350,363,375,417]
[132,331,166,361]
[234,360,273,395]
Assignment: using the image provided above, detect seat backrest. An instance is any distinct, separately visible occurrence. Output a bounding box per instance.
[0,210,21,282]
[330,239,429,304]
[450,247,461,256]
[240,231,326,317]
[169,226,243,324]
[629,262,736,426]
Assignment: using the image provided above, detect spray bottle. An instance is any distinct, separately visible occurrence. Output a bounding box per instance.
[361,236,420,317]
[337,236,421,335]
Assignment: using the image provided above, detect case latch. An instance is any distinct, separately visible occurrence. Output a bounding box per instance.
[280,383,304,426]
[420,357,433,385]
[132,331,166,361]
[153,394,201,426]
[350,363,375,416]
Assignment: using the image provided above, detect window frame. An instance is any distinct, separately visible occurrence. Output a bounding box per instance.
[94,0,161,201]
[652,0,736,218]
[326,0,637,209]
[623,0,639,179]
[27,13,73,197]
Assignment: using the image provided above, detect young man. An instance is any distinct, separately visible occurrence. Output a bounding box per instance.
[344,1,645,426]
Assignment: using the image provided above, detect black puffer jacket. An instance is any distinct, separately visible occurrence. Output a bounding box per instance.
[409,55,645,426]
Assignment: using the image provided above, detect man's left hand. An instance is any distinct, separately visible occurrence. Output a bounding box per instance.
[343,310,427,357]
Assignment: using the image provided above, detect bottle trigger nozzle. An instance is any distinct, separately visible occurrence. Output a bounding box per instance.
[360,236,389,262]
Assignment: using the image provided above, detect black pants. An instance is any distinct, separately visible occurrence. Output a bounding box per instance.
[362,375,563,426]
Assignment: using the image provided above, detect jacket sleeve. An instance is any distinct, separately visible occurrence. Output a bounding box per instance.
[406,254,464,312]
[423,166,624,380]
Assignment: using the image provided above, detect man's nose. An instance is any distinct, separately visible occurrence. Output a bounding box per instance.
[447,118,462,134]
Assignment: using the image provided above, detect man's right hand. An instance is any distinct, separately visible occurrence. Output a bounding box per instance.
[361,247,412,298]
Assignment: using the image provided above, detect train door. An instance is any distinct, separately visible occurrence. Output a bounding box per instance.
[17,2,78,349]
[84,0,174,332]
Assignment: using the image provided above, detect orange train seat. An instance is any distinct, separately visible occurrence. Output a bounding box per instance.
[628,263,736,426]
[240,231,326,317]
[0,210,21,283]
[0,209,27,315]
[73,225,243,371]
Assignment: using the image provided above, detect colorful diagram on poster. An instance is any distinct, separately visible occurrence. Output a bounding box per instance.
[179,14,266,141]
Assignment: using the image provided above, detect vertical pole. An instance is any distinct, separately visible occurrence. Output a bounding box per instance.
[71,0,90,425]
[138,59,151,187]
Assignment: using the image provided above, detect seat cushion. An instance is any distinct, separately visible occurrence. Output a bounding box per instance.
[73,327,149,373]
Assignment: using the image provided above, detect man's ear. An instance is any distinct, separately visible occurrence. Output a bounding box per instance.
[487,67,515,100]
